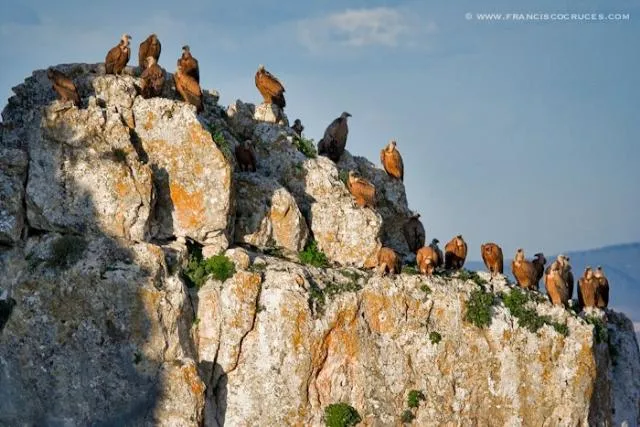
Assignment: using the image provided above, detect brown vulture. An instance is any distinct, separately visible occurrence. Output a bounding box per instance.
[347,171,375,208]
[47,68,80,106]
[139,57,165,98]
[416,246,439,276]
[138,34,161,70]
[105,34,131,75]
[235,140,257,172]
[531,252,547,289]
[594,266,609,309]
[174,64,203,113]
[511,248,538,290]
[377,247,401,276]
[544,261,571,307]
[481,242,503,276]
[578,267,598,310]
[444,235,467,270]
[177,45,200,83]
[380,140,404,181]
[403,213,425,254]
[255,64,286,109]
[317,112,351,162]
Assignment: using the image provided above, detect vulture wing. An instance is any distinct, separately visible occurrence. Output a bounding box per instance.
[105,45,121,74]
[139,38,151,68]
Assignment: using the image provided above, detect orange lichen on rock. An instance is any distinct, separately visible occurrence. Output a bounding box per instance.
[169,183,205,230]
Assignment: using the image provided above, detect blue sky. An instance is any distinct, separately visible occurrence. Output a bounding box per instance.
[1,0,639,260]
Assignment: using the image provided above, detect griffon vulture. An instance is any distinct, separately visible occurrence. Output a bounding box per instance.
[377,247,401,276]
[138,34,161,70]
[174,64,203,112]
[318,112,351,162]
[235,140,257,172]
[403,213,425,254]
[140,57,165,98]
[578,266,598,310]
[292,119,304,137]
[511,248,537,290]
[444,235,467,270]
[47,68,80,106]
[105,34,131,75]
[380,140,404,181]
[417,246,439,276]
[481,242,503,276]
[255,64,286,109]
[531,252,547,290]
[347,171,375,208]
[544,261,571,307]
[594,266,609,309]
[177,45,199,83]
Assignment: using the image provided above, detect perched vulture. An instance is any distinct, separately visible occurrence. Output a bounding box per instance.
[511,248,537,290]
[235,140,257,172]
[377,247,401,276]
[403,213,425,254]
[292,119,304,137]
[139,57,165,99]
[444,235,467,270]
[317,112,351,162]
[138,34,161,70]
[177,45,200,83]
[544,261,571,307]
[416,246,439,276]
[578,267,598,310]
[531,252,547,290]
[255,64,286,108]
[174,64,203,113]
[594,266,609,309]
[47,68,80,106]
[481,242,503,276]
[380,140,404,181]
[105,34,132,75]
[347,171,375,208]
[553,255,574,299]
[429,239,444,268]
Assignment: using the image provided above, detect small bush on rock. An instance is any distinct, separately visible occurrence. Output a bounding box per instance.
[429,331,442,344]
[407,390,426,408]
[401,409,415,423]
[324,403,361,427]
[464,289,495,328]
[585,315,608,344]
[501,290,569,336]
[299,240,329,268]
[293,135,317,158]
[183,244,236,288]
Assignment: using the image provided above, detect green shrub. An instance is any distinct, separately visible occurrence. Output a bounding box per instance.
[324,403,361,427]
[48,235,87,268]
[110,148,128,163]
[552,322,569,337]
[457,269,487,286]
[263,246,285,258]
[501,290,569,336]
[585,315,608,344]
[407,390,426,408]
[299,240,329,268]
[464,289,494,328]
[420,284,432,295]
[429,331,442,344]
[183,245,236,288]
[401,409,415,423]
[293,135,317,158]
[208,125,233,162]
[338,170,349,186]
[402,265,419,275]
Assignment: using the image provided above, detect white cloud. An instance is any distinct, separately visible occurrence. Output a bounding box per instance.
[296,7,436,52]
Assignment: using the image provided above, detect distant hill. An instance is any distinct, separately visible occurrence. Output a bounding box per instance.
[468,242,640,340]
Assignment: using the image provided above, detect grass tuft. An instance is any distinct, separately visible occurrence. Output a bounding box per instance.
[182,243,236,288]
[501,289,569,336]
[407,390,426,408]
[585,315,608,344]
[464,289,495,328]
[402,264,419,275]
[401,409,415,424]
[299,240,329,268]
[429,331,442,344]
[293,135,317,158]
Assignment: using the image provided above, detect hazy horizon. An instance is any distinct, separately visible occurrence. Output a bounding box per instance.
[2,0,639,261]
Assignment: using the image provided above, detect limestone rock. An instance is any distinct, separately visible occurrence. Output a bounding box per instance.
[0,235,202,426]
[26,103,154,241]
[253,102,288,126]
[234,174,308,252]
[132,97,233,251]
[225,100,256,141]
[0,148,27,244]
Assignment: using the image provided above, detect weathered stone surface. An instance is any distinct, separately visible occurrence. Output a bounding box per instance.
[132,97,233,251]
[608,310,640,426]
[253,102,288,126]
[0,148,27,243]
[234,174,308,252]
[25,103,154,241]
[0,235,201,426]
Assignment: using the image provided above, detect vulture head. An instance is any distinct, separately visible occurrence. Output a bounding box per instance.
[340,112,352,119]
[258,64,265,72]
[121,34,132,45]
[431,238,439,245]
[145,56,156,67]
[182,45,190,53]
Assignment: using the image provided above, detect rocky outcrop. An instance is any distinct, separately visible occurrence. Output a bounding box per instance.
[0,148,27,244]
[234,174,308,252]
[1,64,639,426]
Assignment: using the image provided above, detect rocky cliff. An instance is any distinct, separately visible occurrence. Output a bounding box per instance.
[1,64,639,426]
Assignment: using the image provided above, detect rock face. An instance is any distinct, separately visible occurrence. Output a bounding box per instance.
[1,64,639,426]
[0,148,27,243]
